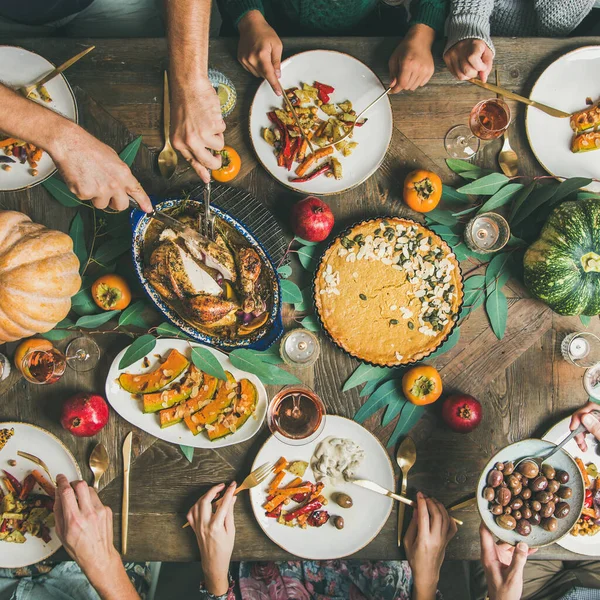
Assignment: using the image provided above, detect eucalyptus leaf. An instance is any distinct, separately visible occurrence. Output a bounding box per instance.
[119,136,143,166]
[511,184,557,226]
[179,445,194,463]
[457,173,509,196]
[580,315,592,327]
[71,289,102,316]
[294,287,312,312]
[359,371,399,397]
[103,212,131,238]
[441,185,470,204]
[508,182,536,222]
[387,403,425,448]
[506,235,527,248]
[354,380,404,423]
[75,310,120,328]
[69,212,87,273]
[118,334,157,369]
[429,224,461,246]
[155,322,191,339]
[485,253,510,295]
[424,208,457,227]
[343,363,392,392]
[94,237,131,265]
[549,177,593,206]
[247,346,284,365]
[41,317,75,341]
[485,288,508,340]
[118,300,153,328]
[462,275,486,310]
[277,264,292,279]
[294,236,318,246]
[300,315,319,332]
[42,177,83,208]
[458,170,486,181]
[577,192,600,200]
[281,279,303,304]
[426,327,461,359]
[477,183,524,215]
[452,205,479,218]
[191,346,227,380]
[446,158,481,174]
[297,245,318,271]
[382,401,404,427]
[229,349,301,385]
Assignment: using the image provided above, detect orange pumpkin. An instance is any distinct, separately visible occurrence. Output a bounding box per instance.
[402,365,443,405]
[403,170,442,213]
[0,211,81,343]
[91,274,132,311]
[212,146,241,182]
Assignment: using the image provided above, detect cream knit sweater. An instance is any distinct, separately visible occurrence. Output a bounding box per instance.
[445,0,596,54]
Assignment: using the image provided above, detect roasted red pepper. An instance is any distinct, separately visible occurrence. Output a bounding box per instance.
[284,499,322,522]
[290,163,332,183]
[286,138,299,170]
[292,482,313,503]
[3,470,21,496]
[30,494,54,511]
[266,504,282,519]
[314,82,334,104]
[585,489,593,508]
[0,520,6,533]
[307,510,330,527]
[19,474,35,501]
[268,111,292,165]
[315,82,334,94]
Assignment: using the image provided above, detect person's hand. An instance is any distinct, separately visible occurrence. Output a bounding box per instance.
[480,523,537,600]
[170,75,225,183]
[237,10,283,95]
[404,492,457,598]
[388,24,436,93]
[187,482,237,596]
[50,125,152,212]
[444,39,494,83]
[570,401,600,452]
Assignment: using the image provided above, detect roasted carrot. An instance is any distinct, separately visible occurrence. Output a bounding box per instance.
[576,457,592,488]
[268,485,312,498]
[0,138,18,148]
[3,478,15,495]
[32,469,56,498]
[273,457,287,474]
[295,154,316,177]
[263,477,303,512]
[268,471,286,494]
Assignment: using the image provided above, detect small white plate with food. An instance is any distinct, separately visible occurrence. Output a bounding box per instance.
[248,415,394,559]
[0,422,81,568]
[249,50,393,195]
[543,416,600,556]
[526,45,600,193]
[105,338,268,449]
[0,46,78,192]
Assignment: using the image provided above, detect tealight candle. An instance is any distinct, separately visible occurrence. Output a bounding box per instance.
[280,329,321,367]
[0,353,10,382]
[561,332,600,367]
[464,212,510,254]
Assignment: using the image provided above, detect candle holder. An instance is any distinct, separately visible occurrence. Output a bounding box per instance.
[464,212,510,254]
[561,331,600,368]
[280,329,321,367]
[0,353,9,382]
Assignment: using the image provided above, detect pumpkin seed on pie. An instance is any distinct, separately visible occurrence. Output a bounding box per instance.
[314,217,463,366]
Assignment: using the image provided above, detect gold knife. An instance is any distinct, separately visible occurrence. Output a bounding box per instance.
[122,432,133,556]
[351,479,463,526]
[468,78,571,119]
[448,495,477,512]
[19,46,95,98]
[281,91,315,154]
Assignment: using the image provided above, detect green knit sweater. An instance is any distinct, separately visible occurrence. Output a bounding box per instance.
[225,0,447,35]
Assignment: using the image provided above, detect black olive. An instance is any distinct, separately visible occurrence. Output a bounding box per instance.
[530,476,548,492]
[557,486,572,500]
[496,514,517,530]
[518,461,539,479]
[556,470,570,484]
[542,517,558,532]
[555,502,570,519]
[515,519,532,536]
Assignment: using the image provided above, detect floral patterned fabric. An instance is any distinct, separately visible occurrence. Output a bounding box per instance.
[238,561,443,600]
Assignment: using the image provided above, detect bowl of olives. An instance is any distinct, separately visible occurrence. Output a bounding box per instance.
[477,439,585,547]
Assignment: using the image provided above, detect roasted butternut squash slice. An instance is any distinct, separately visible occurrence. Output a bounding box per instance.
[118,349,189,394]
[142,365,202,413]
[208,379,258,441]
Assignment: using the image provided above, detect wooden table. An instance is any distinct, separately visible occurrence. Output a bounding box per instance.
[1,35,599,562]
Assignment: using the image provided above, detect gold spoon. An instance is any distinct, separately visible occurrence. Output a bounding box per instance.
[157,70,177,179]
[495,70,519,177]
[89,442,109,490]
[395,437,417,546]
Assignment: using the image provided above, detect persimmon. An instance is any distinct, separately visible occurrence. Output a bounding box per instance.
[402,365,443,405]
[91,274,132,311]
[14,338,53,374]
[212,146,241,182]
[403,170,442,213]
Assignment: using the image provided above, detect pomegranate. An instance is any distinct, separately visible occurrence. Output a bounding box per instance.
[290,196,334,242]
[61,392,109,437]
[441,394,482,433]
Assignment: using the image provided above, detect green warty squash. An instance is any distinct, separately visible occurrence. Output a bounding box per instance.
[524,198,600,316]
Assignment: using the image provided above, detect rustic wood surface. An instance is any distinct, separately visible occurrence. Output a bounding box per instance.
[0,35,599,562]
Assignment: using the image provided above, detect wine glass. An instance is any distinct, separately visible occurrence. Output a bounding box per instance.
[65,336,100,372]
[445,98,511,159]
[20,348,67,385]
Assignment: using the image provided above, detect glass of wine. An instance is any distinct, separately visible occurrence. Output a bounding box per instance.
[267,385,326,446]
[20,348,67,385]
[445,98,511,159]
[65,336,100,372]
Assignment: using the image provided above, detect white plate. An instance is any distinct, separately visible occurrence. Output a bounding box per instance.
[249,416,394,559]
[543,416,600,556]
[0,422,81,568]
[105,338,267,449]
[249,50,393,195]
[526,46,600,193]
[0,45,78,191]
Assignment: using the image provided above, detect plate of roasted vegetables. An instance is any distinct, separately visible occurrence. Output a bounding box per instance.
[250,50,393,195]
[526,46,600,193]
[0,422,81,567]
[105,339,268,449]
[131,196,282,351]
[0,46,78,192]
[544,416,600,555]
[249,416,394,559]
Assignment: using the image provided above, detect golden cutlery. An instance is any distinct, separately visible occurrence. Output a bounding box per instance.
[89,442,109,490]
[351,479,463,526]
[17,451,55,484]
[320,86,392,149]
[18,46,95,99]
[122,432,133,555]
[495,70,519,177]
[157,71,177,179]
[395,437,416,547]
[282,91,315,154]
[203,179,214,240]
[183,462,275,529]
[468,78,571,119]
[448,496,477,512]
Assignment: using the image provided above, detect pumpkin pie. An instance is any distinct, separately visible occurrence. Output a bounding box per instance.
[314,218,463,366]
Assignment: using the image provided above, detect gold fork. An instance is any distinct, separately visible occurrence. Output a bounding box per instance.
[17,451,56,484]
[182,462,275,528]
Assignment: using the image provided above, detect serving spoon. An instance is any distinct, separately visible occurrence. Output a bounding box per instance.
[89,442,109,490]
